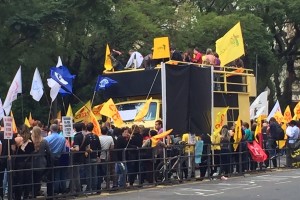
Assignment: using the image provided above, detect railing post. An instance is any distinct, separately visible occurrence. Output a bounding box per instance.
[7,156,13,200]
[207,145,211,180]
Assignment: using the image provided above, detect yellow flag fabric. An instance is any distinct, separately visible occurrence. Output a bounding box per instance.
[151,129,173,147]
[153,37,170,59]
[293,101,300,120]
[90,111,101,136]
[216,22,245,66]
[28,112,33,124]
[254,115,262,142]
[10,111,18,133]
[283,106,292,123]
[274,110,284,124]
[74,101,91,123]
[24,117,31,127]
[134,97,152,122]
[104,44,113,71]
[66,104,73,118]
[100,98,124,128]
[92,104,104,120]
[213,107,229,136]
[233,116,242,151]
[57,111,61,120]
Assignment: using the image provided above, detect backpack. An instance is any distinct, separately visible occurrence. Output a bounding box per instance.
[275,124,285,140]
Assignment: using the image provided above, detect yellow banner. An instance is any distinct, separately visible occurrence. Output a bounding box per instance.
[233,115,242,151]
[66,104,73,118]
[213,107,229,136]
[134,97,152,122]
[24,117,31,127]
[74,101,91,123]
[216,22,245,66]
[100,98,124,128]
[274,110,284,124]
[90,111,101,136]
[151,129,173,147]
[293,101,300,120]
[153,37,170,59]
[104,44,113,71]
[254,115,262,142]
[92,104,104,120]
[283,105,292,123]
[10,111,18,133]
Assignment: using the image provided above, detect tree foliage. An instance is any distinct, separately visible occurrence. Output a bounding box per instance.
[0,0,299,124]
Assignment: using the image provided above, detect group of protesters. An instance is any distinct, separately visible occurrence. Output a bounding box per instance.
[0,116,299,199]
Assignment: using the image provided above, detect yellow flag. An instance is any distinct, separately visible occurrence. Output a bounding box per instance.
[233,116,242,151]
[90,111,101,136]
[151,129,173,147]
[92,104,104,120]
[104,44,113,71]
[293,101,300,120]
[213,107,229,136]
[28,112,33,124]
[100,98,124,128]
[274,110,284,124]
[283,105,292,123]
[254,115,262,142]
[57,110,61,120]
[134,97,152,122]
[10,111,18,133]
[216,22,245,66]
[66,104,73,118]
[74,101,91,123]
[24,117,31,127]
[153,37,170,59]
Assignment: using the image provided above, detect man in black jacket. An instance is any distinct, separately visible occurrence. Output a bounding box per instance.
[85,123,101,192]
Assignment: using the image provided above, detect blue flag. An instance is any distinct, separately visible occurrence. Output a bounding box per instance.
[50,66,75,93]
[94,75,117,91]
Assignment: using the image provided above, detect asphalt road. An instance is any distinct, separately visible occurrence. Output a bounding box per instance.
[82,169,300,200]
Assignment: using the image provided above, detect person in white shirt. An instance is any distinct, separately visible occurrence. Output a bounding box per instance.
[286,120,300,144]
[286,120,300,167]
[124,50,143,69]
[98,126,114,190]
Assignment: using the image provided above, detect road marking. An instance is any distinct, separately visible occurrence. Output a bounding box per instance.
[275,181,292,184]
[243,186,262,190]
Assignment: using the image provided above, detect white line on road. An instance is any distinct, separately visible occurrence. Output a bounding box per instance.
[275,181,292,184]
[243,186,262,190]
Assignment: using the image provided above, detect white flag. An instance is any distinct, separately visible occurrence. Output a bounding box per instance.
[47,56,63,102]
[267,100,281,121]
[56,56,63,67]
[254,106,266,119]
[0,99,5,121]
[47,78,61,102]
[30,68,44,101]
[250,91,268,120]
[3,66,22,115]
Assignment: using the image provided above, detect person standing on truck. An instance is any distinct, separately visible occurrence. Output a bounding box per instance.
[155,120,163,134]
[124,49,144,69]
[191,47,202,64]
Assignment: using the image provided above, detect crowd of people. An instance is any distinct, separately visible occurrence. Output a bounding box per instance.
[108,46,244,71]
[0,116,299,199]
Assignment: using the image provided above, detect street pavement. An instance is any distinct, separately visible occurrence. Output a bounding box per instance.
[82,169,300,200]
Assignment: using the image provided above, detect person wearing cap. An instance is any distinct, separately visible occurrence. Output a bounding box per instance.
[124,49,143,69]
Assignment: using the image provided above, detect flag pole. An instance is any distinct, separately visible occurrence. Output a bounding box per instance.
[91,91,96,107]
[47,101,53,128]
[61,96,66,114]
[21,94,24,121]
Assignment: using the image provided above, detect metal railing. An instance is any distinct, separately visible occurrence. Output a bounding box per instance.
[0,139,294,199]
